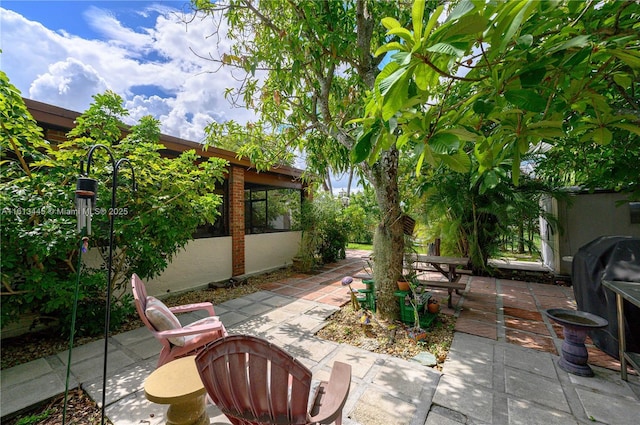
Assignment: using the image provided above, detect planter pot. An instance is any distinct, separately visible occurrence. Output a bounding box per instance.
[397,280,411,291]
[427,300,440,314]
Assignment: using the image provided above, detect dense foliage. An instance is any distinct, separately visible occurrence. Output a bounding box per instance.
[1,77,227,335]
[534,128,640,195]
[294,194,351,271]
[343,188,380,245]
[355,0,640,270]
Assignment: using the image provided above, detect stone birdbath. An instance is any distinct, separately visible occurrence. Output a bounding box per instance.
[545,308,608,377]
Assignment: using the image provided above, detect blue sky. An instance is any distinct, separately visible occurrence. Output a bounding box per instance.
[1,0,257,142]
[1,1,362,191]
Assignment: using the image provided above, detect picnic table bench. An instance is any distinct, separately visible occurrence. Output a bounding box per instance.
[406,254,470,308]
[354,254,471,308]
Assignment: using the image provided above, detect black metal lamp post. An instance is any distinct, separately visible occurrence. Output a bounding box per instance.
[79,144,136,425]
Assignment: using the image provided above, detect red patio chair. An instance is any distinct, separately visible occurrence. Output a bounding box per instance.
[195,334,351,425]
[131,273,227,367]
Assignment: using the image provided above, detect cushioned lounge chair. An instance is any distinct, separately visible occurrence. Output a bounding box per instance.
[131,273,227,367]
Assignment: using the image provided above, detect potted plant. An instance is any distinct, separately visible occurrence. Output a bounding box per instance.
[408,326,428,342]
[400,234,420,291]
[427,297,440,314]
[406,279,429,342]
[397,276,411,291]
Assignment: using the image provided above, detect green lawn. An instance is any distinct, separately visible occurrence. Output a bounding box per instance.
[349,242,542,262]
[347,243,372,251]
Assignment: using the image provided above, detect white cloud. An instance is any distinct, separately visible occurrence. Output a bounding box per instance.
[126,94,173,121]
[0,9,68,94]
[0,5,255,141]
[29,58,109,112]
[84,6,151,52]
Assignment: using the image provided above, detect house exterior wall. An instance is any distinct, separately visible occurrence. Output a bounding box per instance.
[82,231,302,299]
[245,232,302,276]
[23,98,306,293]
[1,99,308,339]
[144,237,233,297]
[541,192,640,276]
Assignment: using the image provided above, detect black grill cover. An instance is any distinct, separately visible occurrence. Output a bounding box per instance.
[572,236,640,358]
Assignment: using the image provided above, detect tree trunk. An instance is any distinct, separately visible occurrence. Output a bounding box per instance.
[367,147,404,321]
[518,222,525,254]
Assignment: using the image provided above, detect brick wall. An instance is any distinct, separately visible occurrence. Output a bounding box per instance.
[230,165,245,276]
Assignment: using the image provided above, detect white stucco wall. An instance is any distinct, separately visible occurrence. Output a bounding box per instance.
[144,237,233,297]
[81,232,301,298]
[245,231,301,275]
[143,232,302,296]
[553,192,640,275]
[4,232,303,339]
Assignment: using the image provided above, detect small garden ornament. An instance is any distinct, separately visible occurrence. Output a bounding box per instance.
[342,276,360,310]
[360,309,372,326]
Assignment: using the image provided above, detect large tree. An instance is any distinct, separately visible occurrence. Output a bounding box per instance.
[191,0,640,320]
[190,0,422,320]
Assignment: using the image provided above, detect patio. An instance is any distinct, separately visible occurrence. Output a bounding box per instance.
[2,249,639,424]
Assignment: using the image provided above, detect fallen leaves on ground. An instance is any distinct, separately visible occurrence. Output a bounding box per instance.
[3,389,105,425]
[316,305,455,370]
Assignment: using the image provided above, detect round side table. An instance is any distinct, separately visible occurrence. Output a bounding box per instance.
[144,355,209,425]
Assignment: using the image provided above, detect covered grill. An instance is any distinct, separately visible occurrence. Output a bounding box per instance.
[571,236,640,358]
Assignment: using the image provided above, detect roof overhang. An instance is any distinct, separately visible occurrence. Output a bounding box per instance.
[23,97,305,185]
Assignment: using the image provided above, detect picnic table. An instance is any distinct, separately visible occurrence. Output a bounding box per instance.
[406,254,470,308]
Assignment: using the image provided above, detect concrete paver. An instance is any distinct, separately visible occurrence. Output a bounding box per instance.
[425,410,466,425]
[433,373,495,423]
[507,399,578,425]
[55,338,117,366]
[2,369,70,416]
[576,387,640,424]
[1,358,54,388]
[349,388,418,425]
[371,357,440,400]
[569,366,639,398]
[330,345,379,380]
[505,368,571,412]
[502,344,557,379]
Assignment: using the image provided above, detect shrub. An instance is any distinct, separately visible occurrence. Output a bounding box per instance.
[295,193,350,269]
[1,75,226,336]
